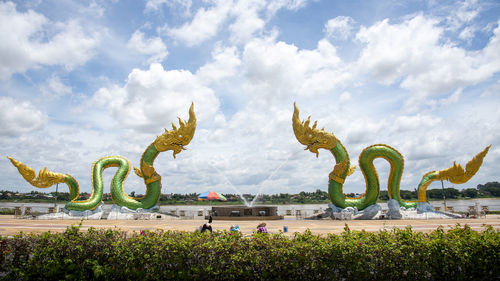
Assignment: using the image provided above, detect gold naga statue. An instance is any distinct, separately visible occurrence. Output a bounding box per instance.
[8,104,196,212]
[292,103,490,210]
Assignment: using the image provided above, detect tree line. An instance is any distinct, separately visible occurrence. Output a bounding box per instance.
[1,181,499,204]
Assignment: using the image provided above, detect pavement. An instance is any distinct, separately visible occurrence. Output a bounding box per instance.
[0,215,499,237]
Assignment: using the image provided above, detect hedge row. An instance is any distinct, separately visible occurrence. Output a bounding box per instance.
[1,223,499,280]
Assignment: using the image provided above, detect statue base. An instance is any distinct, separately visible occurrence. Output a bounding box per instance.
[321,200,463,220]
[35,205,104,220]
[33,204,171,220]
[106,205,167,220]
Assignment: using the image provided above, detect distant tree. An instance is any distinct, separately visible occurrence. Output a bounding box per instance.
[51,192,70,201]
[379,191,389,201]
[427,189,444,199]
[477,182,500,197]
[461,188,478,198]
[400,190,417,200]
[444,187,460,199]
[78,192,90,200]
[103,193,112,201]
[312,189,328,200]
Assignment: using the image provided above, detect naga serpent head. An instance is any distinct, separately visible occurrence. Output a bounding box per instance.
[292,103,338,157]
[153,103,197,158]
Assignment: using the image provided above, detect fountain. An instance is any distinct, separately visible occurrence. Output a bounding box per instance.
[211,163,250,206]
[210,163,284,220]
[249,150,297,207]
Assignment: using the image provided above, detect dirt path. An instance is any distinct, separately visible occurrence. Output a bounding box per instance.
[1,215,499,237]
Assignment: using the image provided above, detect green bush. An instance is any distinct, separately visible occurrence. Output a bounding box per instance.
[0,208,14,215]
[1,224,498,280]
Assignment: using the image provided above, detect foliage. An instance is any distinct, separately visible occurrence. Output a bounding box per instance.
[477,182,500,197]
[461,188,478,198]
[379,190,418,201]
[427,188,459,199]
[0,208,14,215]
[1,224,498,280]
[0,189,332,205]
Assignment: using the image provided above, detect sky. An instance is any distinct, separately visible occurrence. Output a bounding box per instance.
[1,0,500,198]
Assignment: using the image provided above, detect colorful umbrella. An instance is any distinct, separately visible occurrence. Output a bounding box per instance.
[198,191,227,201]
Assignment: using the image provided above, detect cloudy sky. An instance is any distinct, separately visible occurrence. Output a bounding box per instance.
[1,0,499,198]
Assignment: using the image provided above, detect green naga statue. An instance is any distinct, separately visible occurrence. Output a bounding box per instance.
[292,103,490,210]
[8,103,196,211]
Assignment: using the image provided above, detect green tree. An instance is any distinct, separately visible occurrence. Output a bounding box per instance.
[426,189,444,199]
[379,190,389,200]
[400,190,417,200]
[444,187,460,199]
[477,182,500,197]
[461,188,478,198]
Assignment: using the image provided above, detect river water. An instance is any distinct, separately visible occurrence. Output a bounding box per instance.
[1,198,499,218]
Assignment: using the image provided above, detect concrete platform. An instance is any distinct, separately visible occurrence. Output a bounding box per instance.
[0,215,498,237]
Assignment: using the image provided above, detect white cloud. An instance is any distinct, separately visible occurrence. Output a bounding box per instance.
[0,2,100,79]
[145,0,169,11]
[481,79,500,97]
[228,0,266,44]
[89,63,220,132]
[196,44,241,84]
[324,16,355,40]
[40,75,72,98]
[165,0,232,46]
[228,0,310,44]
[438,88,462,106]
[0,97,47,137]
[459,26,476,41]
[356,15,441,86]
[242,36,349,100]
[445,0,480,31]
[339,91,351,103]
[266,0,307,13]
[145,0,192,16]
[127,30,168,63]
[356,15,500,112]
[87,0,105,17]
[2,0,499,196]
[182,103,306,194]
[392,114,441,133]
[336,91,352,111]
[165,0,311,46]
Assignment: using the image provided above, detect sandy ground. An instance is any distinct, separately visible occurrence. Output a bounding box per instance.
[0,215,499,237]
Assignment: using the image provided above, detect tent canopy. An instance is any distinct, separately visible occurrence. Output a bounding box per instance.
[198,191,227,201]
